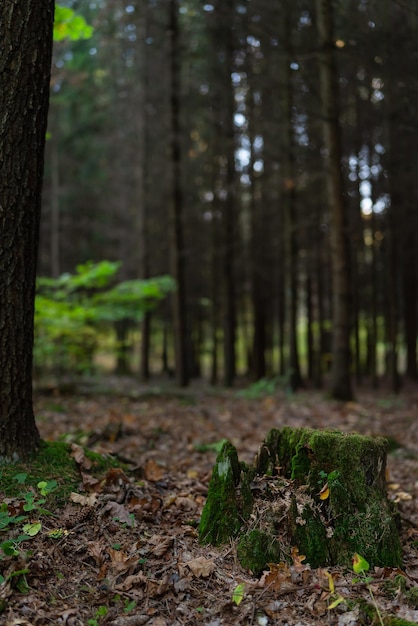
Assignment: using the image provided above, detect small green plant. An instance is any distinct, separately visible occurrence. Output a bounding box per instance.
[237,377,280,400]
[0,477,58,560]
[124,599,136,613]
[352,553,384,626]
[88,605,108,625]
[327,553,385,625]
[194,439,229,453]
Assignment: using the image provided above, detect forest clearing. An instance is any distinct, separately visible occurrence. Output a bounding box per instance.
[0,381,417,625]
[1,2,418,623]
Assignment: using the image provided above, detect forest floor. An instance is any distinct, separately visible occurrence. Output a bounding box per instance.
[1,378,418,626]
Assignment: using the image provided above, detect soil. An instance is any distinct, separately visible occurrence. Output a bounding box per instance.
[1,379,417,625]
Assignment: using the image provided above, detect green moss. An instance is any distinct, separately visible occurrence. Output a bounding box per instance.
[238,463,255,520]
[0,441,79,505]
[289,498,331,567]
[237,530,282,575]
[202,427,402,569]
[0,440,125,506]
[199,441,243,546]
[404,586,418,609]
[255,429,281,475]
[276,428,401,567]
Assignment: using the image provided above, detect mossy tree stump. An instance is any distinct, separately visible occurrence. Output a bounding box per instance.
[199,428,402,573]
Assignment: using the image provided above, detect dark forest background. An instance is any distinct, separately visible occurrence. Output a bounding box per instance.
[38,0,418,394]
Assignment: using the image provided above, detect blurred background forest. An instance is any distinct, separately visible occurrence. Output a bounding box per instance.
[36,0,418,393]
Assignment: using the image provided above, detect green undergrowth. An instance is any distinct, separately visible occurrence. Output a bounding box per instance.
[0,440,122,506]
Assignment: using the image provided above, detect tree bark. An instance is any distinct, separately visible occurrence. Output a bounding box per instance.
[169,0,189,387]
[316,0,352,400]
[0,1,54,460]
[280,2,302,391]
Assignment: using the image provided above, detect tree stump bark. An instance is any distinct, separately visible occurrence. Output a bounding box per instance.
[199,427,401,573]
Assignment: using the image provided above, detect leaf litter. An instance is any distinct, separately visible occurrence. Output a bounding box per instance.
[0,382,417,625]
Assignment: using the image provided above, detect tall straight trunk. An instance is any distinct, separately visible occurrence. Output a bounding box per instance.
[138,0,151,382]
[0,0,54,460]
[280,1,302,391]
[169,0,188,386]
[50,124,60,278]
[306,274,314,384]
[316,0,352,400]
[221,0,237,387]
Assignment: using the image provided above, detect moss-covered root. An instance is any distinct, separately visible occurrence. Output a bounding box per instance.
[199,441,243,546]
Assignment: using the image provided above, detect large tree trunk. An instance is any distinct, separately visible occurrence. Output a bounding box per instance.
[316,0,352,401]
[0,1,54,461]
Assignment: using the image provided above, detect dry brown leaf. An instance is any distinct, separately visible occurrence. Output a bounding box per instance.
[291,546,307,571]
[101,501,136,527]
[87,541,106,566]
[80,472,100,491]
[185,556,216,578]
[70,443,93,470]
[70,492,98,506]
[104,467,131,485]
[144,459,165,482]
[175,496,197,511]
[259,562,291,591]
[115,572,147,591]
[149,535,173,557]
[146,574,170,597]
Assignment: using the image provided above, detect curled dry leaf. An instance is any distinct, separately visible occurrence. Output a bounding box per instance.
[175,496,197,511]
[259,562,291,592]
[185,556,216,578]
[70,443,92,470]
[70,492,98,507]
[318,483,329,500]
[87,541,106,566]
[291,546,307,572]
[114,572,147,592]
[144,459,165,482]
[101,501,135,527]
[149,535,173,557]
[146,574,170,597]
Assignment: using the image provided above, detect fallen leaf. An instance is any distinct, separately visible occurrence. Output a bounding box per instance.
[70,492,98,506]
[259,562,291,591]
[291,546,307,571]
[87,541,106,566]
[103,467,131,485]
[185,556,216,578]
[149,535,173,557]
[101,501,136,527]
[115,572,147,591]
[175,496,197,511]
[146,574,170,597]
[70,443,92,470]
[144,460,165,482]
[319,483,329,500]
[232,582,245,605]
[321,569,335,593]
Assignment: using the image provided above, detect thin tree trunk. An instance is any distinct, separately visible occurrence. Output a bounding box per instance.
[280,2,302,391]
[169,0,188,387]
[316,0,352,400]
[50,126,60,278]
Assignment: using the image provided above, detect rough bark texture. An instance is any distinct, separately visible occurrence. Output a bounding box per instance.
[199,429,401,572]
[0,1,54,461]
